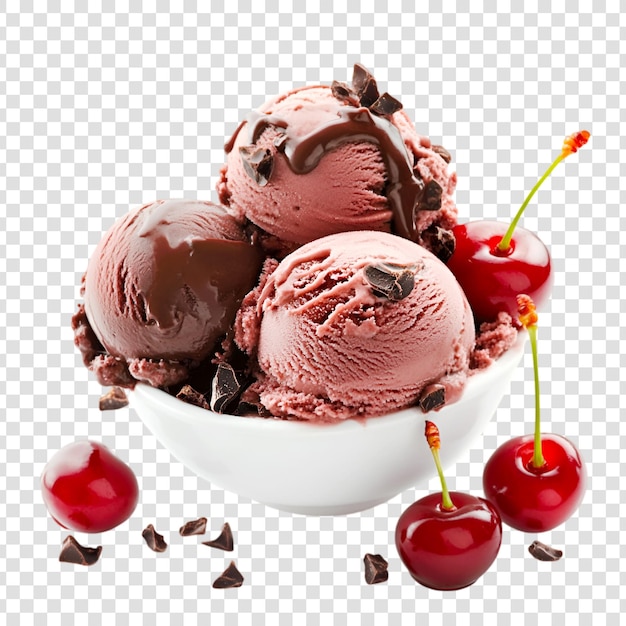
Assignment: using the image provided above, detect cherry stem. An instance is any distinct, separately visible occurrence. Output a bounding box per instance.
[425,421,456,511]
[497,153,565,253]
[527,323,545,468]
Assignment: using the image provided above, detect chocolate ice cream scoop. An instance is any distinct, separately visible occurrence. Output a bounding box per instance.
[74,199,263,388]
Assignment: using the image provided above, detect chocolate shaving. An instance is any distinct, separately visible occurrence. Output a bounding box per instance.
[421,225,456,263]
[363,553,389,584]
[528,540,563,562]
[363,262,421,301]
[213,561,244,589]
[59,535,102,566]
[417,179,443,211]
[142,524,168,553]
[239,146,274,186]
[331,80,359,106]
[352,63,380,108]
[370,92,403,117]
[431,144,452,164]
[419,384,446,412]
[99,386,129,411]
[202,522,234,552]
[210,363,245,413]
[179,517,207,536]
[176,384,210,410]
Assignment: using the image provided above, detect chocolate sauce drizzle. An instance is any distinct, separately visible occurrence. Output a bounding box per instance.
[224,65,442,241]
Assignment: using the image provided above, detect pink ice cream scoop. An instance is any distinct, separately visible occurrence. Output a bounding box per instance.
[218,65,458,257]
[235,230,475,421]
[72,199,263,389]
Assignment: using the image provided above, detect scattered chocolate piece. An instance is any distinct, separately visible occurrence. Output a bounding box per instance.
[370,92,403,117]
[239,146,274,186]
[59,535,102,566]
[363,553,389,584]
[142,524,168,553]
[179,517,207,537]
[417,179,443,211]
[528,540,563,562]
[431,144,452,164]
[421,225,456,263]
[98,386,129,411]
[210,363,245,413]
[212,560,244,589]
[419,384,446,412]
[176,384,210,410]
[352,63,380,108]
[202,522,234,552]
[363,261,421,301]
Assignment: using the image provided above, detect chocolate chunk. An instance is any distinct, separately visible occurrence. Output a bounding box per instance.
[176,384,210,410]
[351,63,380,108]
[331,80,359,106]
[369,92,403,117]
[363,261,421,301]
[179,517,207,536]
[417,179,443,211]
[212,561,244,589]
[363,553,389,584]
[419,384,446,412]
[59,535,102,566]
[239,146,274,186]
[99,386,129,411]
[142,524,168,553]
[202,522,234,552]
[431,144,452,164]
[421,225,456,263]
[528,540,563,562]
[210,363,245,413]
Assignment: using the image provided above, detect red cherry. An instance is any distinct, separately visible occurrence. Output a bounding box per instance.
[447,130,589,325]
[448,220,552,324]
[41,440,139,533]
[395,421,502,590]
[483,433,585,532]
[482,295,586,532]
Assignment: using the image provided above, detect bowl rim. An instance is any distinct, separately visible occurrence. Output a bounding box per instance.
[130,331,526,432]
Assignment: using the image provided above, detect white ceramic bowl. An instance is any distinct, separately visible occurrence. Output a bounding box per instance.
[130,333,526,516]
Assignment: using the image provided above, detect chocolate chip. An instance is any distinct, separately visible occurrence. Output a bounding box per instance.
[419,384,446,412]
[239,146,274,186]
[98,386,129,411]
[179,517,207,537]
[202,522,234,552]
[59,535,102,566]
[351,63,380,108]
[176,384,210,410]
[528,540,563,562]
[142,524,168,553]
[363,553,388,584]
[331,80,359,106]
[431,144,452,164]
[369,92,403,117]
[210,363,245,413]
[363,262,421,301]
[417,179,443,211]
[421,225,456,263]
[212,561,244,589]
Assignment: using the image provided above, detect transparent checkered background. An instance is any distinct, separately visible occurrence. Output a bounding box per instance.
[1,1,624,624]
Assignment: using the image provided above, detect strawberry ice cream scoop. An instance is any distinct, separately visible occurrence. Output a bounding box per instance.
[218,65,458,256]
[235,230,475,421]
[72,199,263,389]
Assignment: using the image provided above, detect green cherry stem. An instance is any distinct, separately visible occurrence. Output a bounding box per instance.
[425,421,456,511]
[497,130,591,253]
[517,295,545,469]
